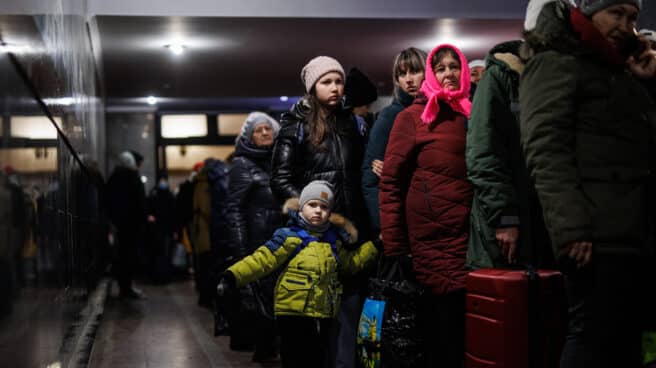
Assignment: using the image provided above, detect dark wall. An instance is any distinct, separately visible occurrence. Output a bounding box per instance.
[0,1,107,366]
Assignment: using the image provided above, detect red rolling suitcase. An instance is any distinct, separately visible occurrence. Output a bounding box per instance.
[465,268,566,368]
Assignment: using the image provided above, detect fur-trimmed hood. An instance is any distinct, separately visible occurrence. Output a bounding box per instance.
[486,40,525,76]
[494,52,525,75]
[282,197,358,244]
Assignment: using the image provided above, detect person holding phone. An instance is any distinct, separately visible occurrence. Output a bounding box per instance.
[519,0,656,366]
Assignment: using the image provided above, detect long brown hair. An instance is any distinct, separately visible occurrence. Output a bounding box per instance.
[305,92,337,150]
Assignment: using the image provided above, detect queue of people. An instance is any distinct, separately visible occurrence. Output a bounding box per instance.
[101,0,655,367]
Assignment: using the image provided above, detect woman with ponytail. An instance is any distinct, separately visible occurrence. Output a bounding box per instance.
[379,44,473,367]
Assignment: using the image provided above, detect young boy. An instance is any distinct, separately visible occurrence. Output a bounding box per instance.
[218,180,379,368]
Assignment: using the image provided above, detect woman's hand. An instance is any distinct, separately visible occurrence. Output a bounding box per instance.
[628,39,656,79]
[495,227,518,263]
[562,241,593,269]
[371,159,384,178]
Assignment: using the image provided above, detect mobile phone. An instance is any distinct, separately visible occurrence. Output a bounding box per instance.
[622,29,648,58]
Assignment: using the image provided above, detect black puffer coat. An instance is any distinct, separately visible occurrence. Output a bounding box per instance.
[226,138,282,259]
[106,166,146,231]
[271,98,369,242]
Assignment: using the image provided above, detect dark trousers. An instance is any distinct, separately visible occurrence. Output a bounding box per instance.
[116,228,138,293]
[329,290,362,368]
[560,254,655,368]
[418,290,466,368]
[254,312,277,356]
[278,316,332,368]
[0,258,13,315]
[195,252,214,305]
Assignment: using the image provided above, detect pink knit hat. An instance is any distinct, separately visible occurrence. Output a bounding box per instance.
[419,44,472,124]
[300,56,345,93]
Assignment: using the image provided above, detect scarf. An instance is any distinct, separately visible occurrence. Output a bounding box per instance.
[419,43,472,124]
[298,211,331,233]
[235,136,272,161]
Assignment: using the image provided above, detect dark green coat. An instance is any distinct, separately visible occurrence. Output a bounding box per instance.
[466,40,551,269]
[520,3,656,257]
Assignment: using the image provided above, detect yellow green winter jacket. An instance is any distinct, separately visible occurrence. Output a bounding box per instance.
[228,203,377,319]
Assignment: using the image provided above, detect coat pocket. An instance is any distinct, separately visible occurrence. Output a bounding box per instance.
[275,268,315,313]
[466,198,502,269]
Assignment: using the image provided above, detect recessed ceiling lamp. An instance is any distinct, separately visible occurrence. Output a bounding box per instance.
[147,96,157,105]
[280,96,289,102]
[165,43,185,55]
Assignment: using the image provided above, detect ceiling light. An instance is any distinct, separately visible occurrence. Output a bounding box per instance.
[43,97,76,106]
[146,96,157,105]
[0,42,33,54]
[166,44,185,55]
[280,96,289,102]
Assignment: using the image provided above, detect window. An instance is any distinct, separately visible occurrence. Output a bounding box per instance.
[160,114,207,138]
[165,145,235,170]
[0,148,57,172]
[10,116,61,139]
[217,113,248,136]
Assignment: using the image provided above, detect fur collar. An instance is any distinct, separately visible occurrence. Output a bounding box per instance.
[494,52,525,75]
[282,197,358,244]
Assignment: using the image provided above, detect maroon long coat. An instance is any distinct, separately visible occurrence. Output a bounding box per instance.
[379,97,472,295]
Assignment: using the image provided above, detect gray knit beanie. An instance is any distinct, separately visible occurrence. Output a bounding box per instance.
[580,0,641,16]
[300,56,345,93]
[239,111,280,143]
[299,180,334,210]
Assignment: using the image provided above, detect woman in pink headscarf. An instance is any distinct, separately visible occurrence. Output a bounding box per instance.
[379,44,473,367]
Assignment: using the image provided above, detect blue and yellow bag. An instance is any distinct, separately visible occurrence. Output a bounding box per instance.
[357,298,385,368]
[357,257,424,368]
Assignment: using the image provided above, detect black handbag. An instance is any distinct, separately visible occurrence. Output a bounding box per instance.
[358,256,424,368]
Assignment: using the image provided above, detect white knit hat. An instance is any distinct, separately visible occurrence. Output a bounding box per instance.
[300,56,345,93]
[118,151,137,170]
[468,59,486,69]
[525,0,557,31]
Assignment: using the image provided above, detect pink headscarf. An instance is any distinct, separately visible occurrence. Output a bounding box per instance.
[419,43,472,124]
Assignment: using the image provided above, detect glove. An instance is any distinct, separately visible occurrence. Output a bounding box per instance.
[216,271,236,297]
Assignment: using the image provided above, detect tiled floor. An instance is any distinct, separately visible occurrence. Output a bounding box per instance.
[88,281,279,368]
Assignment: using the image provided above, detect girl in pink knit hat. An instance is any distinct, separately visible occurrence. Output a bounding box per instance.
[270,55,373,368]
